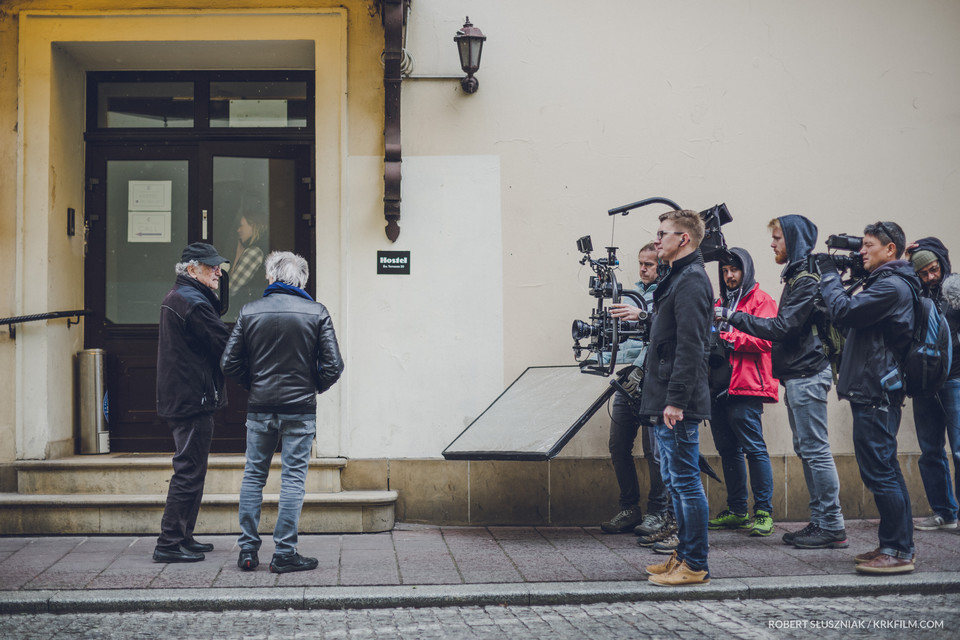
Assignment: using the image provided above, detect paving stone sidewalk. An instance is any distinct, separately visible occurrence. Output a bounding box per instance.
[1,519,958,592]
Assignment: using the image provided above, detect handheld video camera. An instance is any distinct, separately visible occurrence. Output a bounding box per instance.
[571,237,652,376]
[572,199,733,376]
[808,233,869,287]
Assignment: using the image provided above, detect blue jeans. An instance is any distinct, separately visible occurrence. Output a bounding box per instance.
[851,401,914,558]
[655,420,709,574]
[238,413,316,556]
[610,393,671,514]
[708,395,774,514]
[912,378,960,521]
[783,368,845,531]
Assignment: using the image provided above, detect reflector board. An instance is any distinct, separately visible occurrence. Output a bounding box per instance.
[442,365,629,461]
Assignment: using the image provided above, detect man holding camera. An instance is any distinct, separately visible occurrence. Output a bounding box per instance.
[602,244,674,544]
[906,238,960,532]
[816,221,919,575]
[719,216,848,549]
[636,210,712,587]
[708,248,779,537]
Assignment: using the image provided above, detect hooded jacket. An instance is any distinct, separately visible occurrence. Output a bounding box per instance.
[715,248,779,402]
[910,237,960,380]
[726,215,831,380]
[157,274,230,419]
[820,259,919,405]
[221,283,344,414]
[639,250,712,422]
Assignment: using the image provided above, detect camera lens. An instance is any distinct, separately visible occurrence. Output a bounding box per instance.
[571,319,597,341]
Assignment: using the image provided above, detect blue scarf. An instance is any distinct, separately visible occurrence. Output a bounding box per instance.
[263,282,314,301]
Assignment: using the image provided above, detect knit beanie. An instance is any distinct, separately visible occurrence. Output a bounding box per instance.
[910,250,938,271]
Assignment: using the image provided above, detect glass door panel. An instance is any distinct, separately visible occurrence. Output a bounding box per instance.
[105,160,190,324]
[212,156,298,322]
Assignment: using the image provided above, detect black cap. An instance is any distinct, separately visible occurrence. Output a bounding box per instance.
[180,242,228,266]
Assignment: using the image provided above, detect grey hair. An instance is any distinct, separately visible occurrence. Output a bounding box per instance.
[265,251,309,288]
[175,260,202,276]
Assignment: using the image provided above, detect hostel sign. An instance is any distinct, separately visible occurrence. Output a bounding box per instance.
[377,251,411,275]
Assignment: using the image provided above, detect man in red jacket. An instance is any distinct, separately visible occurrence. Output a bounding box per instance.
[707,248,780,537]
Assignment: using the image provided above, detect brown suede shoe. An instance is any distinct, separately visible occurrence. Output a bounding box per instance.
[648,560,710,586]
[855,548,916,565]
[855,553,915,575]
[646,551,680,576]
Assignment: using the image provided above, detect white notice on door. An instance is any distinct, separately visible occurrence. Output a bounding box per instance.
[128,180,172,212]
[128,211,171,243]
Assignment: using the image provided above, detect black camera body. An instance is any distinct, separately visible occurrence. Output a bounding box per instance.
[808,233,869,285]
[572,240,651,376]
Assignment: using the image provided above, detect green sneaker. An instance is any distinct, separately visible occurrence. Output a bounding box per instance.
[749,510,774,537]
[708,509,751,530]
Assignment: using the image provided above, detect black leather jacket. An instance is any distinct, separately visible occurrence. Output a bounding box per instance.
[221,286,344,413]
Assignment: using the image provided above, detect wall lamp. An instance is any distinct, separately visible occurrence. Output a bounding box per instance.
[453,17,486,94]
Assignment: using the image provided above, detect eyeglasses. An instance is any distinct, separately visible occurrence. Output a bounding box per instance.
[656,230,685,240]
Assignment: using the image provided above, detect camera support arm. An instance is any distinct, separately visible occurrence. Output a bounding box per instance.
[608,197,682,216]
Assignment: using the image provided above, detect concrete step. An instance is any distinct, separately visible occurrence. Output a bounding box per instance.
[12,454,344,495]
[0,490,398,535]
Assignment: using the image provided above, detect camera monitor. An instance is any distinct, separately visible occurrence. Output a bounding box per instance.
[442,365,627,461]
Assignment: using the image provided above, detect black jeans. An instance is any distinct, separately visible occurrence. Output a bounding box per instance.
[156,414,214,549]
[609,392,671,513]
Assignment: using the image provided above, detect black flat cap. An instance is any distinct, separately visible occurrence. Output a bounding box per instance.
[180,242,228,266]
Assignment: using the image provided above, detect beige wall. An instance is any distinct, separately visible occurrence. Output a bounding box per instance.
[1,1,959,474]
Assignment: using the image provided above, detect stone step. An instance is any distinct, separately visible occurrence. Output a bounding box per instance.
[0,490,398,535]
[12,454,344,495]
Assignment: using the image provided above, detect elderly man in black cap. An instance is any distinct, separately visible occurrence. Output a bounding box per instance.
[153,242,231,563]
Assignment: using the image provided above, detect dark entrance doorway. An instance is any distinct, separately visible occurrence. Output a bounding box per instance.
[83,71,315,453]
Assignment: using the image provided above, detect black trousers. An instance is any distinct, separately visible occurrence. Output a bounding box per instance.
[156,414,214,549]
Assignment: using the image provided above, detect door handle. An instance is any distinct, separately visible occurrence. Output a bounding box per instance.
[202,209,208,240]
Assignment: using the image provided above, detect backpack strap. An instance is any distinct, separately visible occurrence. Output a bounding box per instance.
[786,269,820,288]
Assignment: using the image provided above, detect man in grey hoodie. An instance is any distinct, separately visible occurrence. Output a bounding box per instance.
[718,216,848,550]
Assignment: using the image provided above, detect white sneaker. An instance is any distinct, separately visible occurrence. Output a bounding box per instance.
[915,514,958,531]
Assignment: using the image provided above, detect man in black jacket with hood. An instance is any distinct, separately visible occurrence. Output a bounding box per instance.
[154,242,231,563]
[817,221,919,575]
[719,216,848,549]
[640,210,712,587]
[906,237,960,532]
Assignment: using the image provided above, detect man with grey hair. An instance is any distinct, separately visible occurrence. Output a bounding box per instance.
[154,242,230,563]
[222,251,344,573]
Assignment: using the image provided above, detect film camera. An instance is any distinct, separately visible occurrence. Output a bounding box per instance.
[572,199,733,376]
[808,234,869,286]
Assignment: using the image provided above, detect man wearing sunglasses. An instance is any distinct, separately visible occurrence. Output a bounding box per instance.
[906,238,960,533]
[815,221,919,575]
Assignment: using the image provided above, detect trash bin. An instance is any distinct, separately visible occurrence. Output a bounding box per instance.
[77,348,109,454]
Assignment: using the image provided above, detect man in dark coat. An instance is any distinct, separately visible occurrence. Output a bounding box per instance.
[222,251,344,574]
[639,210,712,587]
[720,216,848,549]
[817,221,919,575]
[154,242,230,563]
[906,237,960,532]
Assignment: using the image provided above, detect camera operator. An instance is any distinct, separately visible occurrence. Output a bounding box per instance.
[815,221,919,575]
[637,210,712,587]
[600,244,675,547]
[718,216,848,549]
[906,238,960,532]
[707,248,779,538]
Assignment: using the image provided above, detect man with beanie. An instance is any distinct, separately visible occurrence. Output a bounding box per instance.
[907,238,960,532]
[708,248,779,537]
[816,221,919,575]
[154,243,231,563]
[720,216,848,550]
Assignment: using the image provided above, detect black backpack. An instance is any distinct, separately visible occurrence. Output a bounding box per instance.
[893,275,953,398]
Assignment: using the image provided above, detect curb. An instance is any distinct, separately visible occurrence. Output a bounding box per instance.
[3,573,960,614]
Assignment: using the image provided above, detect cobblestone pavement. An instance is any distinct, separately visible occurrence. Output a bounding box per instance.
[2,593,957,639]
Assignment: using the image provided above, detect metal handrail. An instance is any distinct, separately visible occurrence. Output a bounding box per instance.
[0,309,88,339]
